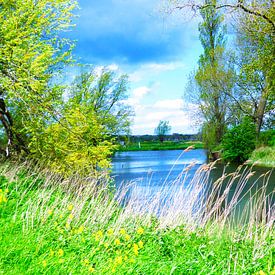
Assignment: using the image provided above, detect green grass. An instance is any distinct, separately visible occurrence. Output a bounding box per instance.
[117,141,204,152]
[0,162,274,274]
[248,146,275,167]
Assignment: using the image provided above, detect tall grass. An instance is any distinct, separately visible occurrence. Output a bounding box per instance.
[0,160,274,274]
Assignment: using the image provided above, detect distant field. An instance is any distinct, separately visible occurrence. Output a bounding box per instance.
[117,140,204,151]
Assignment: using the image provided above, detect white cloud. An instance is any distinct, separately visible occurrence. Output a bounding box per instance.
[153,99,183,110]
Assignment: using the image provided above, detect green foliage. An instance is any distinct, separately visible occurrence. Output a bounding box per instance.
[154,120,171,143]
[249,146,275,167]
[258,130,275,147]
[222,117,257,163]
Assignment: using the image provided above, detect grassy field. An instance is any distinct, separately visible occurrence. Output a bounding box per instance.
[117,140,204,152]
[0,162,274,274]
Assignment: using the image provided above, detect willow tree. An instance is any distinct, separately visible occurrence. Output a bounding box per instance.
[0,0,77,156]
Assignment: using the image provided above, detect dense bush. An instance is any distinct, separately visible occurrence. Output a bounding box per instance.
[222,117,256,163]
[258,129,275,147]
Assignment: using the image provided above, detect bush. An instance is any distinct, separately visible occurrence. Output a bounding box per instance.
[258,129,275,147]
[222,117,256,163]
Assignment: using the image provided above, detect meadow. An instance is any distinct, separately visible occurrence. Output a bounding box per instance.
[0,161,274,274]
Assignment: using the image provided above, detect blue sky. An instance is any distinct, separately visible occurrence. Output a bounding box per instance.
[67,0,203,134]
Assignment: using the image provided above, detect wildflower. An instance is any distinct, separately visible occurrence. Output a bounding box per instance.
[54,222,58,227]
[114,238,121,245]
[68,213,74,220]
[49,249,54,257]
[4,189,8,193]
[129,258,135,263]
[104,243,109,248]
[83,259,90,266]
[88,266,95,272]
[111,268,116,273]
[59,214,63,219]
[78,225,84,234]
[125,234,131,241]
[133,243,139,255]
[59,258,65,264]
[138,240,144,249]
[119,228,126,235]
[137,227,144,235]
[259,271,266,275]
[115,256,123,265]
[124,255,128,260]
[95,230,103,241]
[65,223,70,229]
[107,228,114,235]
[67,204,74,211]
[58,249,64,257]
[48,209,53,216]
[42,260,47,267]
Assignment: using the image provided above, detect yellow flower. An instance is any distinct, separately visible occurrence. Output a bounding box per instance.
[124,234,131,241]
[124,255,128,260]
[107,228,114,235]
[68,213,74,220]
[129,258,135,263]
[57,249,64,257]
[49,249,54,257]
[59,214,63,219]
[119,228,126,235]
[67,204,74,211]
[59,258,65,264]
[115,256,123,265]
[114,238,121,245]
[104,243,109,248]
[95,230,103,241]
[259,271,266,275]
[42,260,47,267]
[138,240,144,249]
[133,243,139,255]
[78,225,84,234]
[65,223,70,229]
[137,227,144,235]
[4,189,8,193]
[111,268,116,273]
[88,266,95,272]
[48,209,53,216]
[83,259,90,266]
[54,222,58,227]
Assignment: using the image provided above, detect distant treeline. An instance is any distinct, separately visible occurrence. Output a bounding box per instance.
[117,134,201,144]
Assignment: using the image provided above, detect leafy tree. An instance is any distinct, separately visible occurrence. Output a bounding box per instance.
[155,120,171,143]
[185,0,234,150]
[0,0,77,156]
[68,69,133,136]
[222,117,256,163]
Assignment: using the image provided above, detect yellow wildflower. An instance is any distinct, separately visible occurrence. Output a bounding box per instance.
[78,225,84,234]
[129,258,135,263]
[59,214,63,219]
[137,227,144,235]
[88,266,95,272]
[114,238,121,245]
[42,260,47,267]
[48,209,53,216]
[67,204,74,211]
[95,230,103,241]
[119,228,126,235]
[49,249,54,257]
[115,256,123,265]
[59,258,65,264]
[259,271,266,275]
[4,189,8,193]
[54,222,58,227]
[107,228,114,235]
[138,240,144,249]
[111,268,116,273]
[104,243,109,248]
[125,234,131,241]
[65,223,70,229]
[124,255,128,260]
[83,259,90,266]
[133,243,139,255]
[58,249,64,257]
[68,213,74,220]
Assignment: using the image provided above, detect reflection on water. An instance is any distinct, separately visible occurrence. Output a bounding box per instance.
[111,149,274,221]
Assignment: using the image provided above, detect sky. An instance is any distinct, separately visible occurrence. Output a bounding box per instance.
[66,0,203,135]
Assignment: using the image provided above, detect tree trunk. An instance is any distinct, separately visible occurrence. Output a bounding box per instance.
[255,90,268,139]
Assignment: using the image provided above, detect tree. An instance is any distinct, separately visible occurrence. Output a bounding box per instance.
[68,69,133,136]
[155,120,171,142]
[185,0,234,150]
[222,117,256,163]
[0,0,77,156]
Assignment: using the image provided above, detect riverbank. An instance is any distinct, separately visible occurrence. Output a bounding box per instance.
[0,162,274,274]
[248,146,275,168]
[117,140,204,152]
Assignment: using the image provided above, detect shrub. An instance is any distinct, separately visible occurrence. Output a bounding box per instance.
[222,117,256,163]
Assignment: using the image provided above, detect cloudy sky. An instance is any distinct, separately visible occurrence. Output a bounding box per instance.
[67,0,203,135]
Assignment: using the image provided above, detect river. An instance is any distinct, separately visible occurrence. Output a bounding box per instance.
[111,149,274,220]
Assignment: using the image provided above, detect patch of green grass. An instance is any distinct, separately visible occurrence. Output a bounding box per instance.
[0,163,274,274]
[249,146,275,167]
[118,141,204,152]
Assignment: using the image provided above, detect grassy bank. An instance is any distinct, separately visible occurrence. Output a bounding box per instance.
[0,162,274,274]
[117,140,204,152]
[248,146,275,167]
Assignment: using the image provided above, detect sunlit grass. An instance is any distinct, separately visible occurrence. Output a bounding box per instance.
[0,161,274,274]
